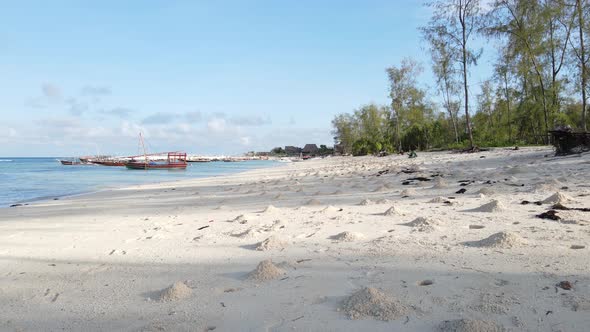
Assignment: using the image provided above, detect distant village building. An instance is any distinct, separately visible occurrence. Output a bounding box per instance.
[302,144,319,156]
[284,146,302,156]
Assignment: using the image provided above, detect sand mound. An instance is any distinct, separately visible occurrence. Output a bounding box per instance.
[533,180,562,193]
[261,205,279,213]
[273,193,283,199]
[247,259,285,281]
[373,185,389,192]
[439,318,505,332]
[375,198,393,204]
[470,200,505,212]
[305,199,322,206]
[383,206,401,216]
[432,178,448,189]
[359,198,373,206]
[340,287,408,321]
[331,231,363,242]
[403,217,439,232]
[467,231,525,248]
[400,189,416,197]
[157,281,192,302]
[428,196,447,203]
[255,236,286,251]
[331,190,344,195]
[542,192,574,204]
[476,187,495,196]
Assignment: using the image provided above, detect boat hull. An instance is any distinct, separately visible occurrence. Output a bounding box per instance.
[91,161,128,166]
[125,162,187,170]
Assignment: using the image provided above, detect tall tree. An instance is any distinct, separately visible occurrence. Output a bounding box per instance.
[386,58,423,151]
[425,29,461,143]
[571,0,588,130]
[423,0,482,149]
[487,0,575,139]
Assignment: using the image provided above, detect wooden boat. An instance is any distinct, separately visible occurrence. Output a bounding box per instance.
[91,160,128,167]
[59,159,81,165]
[125,133,187,170]
[126,152,187,170]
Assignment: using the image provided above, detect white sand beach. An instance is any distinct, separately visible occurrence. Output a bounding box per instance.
[1,147,589,331]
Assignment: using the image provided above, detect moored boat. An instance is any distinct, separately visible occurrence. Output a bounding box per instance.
[126,152,187,170]
[125,133,187,170]
[91,160,128,166]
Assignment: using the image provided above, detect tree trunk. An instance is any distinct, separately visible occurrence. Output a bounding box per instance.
[577,0,587,131]
[461,17,474,149]
[503,71,512,143]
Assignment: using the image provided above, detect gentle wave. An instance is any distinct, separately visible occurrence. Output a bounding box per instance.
[0,159,13,162]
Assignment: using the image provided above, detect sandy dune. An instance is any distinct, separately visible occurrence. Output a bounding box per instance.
[0,147,589,331]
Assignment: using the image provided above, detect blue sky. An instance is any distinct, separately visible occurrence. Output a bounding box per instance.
[0,1,493,156]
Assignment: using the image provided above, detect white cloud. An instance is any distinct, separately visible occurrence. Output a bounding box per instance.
[207,117,227,133]
[239,136,251,145]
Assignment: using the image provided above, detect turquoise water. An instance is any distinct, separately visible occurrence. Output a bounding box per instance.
[0,158,276,207]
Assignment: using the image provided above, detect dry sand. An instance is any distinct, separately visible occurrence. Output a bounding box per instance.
[0,146,589,331]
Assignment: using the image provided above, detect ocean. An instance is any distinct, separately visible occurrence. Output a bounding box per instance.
[0,158,276,207]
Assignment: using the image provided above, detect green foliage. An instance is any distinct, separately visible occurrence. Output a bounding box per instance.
[331,0,590,153]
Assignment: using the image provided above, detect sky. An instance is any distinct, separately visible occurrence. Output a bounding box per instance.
[0,0,494,157]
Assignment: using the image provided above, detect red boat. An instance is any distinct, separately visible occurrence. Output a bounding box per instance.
[126,152,187,170]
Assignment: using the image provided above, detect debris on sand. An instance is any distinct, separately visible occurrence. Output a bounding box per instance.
[403,217,440,232]
[470,200,506,212]
[466,231,526,249]
[439,318,505,332]
[247,259,286,281]
[255,236,286,251]
[230,214,251,223]
[557,281,573,290]
[542,192,574,204]
[319,205,340,214]
[383,206,402,216]
[570,244,585,250]
[331,231,364,242]
[359,198,374,206]
[157,281,192,302]
[536,210,561,221]
[340,287,408,321]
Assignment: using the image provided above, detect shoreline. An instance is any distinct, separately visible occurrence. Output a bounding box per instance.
[1,146,588,331]
[2,159,281,209]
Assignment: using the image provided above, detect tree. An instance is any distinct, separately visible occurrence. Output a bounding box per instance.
[423,0,483,149]
[331,113,358,155]
[425,29,461,143]
[486,0,576,139]
[386,58,424,151]
[571,0,589,130]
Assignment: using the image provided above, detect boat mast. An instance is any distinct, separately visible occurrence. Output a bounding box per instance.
[139,132,148,169]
